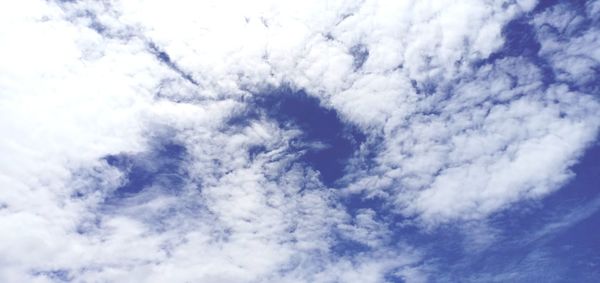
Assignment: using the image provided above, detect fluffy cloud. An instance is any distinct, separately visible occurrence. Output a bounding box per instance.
[0,0,599,282]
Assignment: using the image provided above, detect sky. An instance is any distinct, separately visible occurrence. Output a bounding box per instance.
[0,0,599,282]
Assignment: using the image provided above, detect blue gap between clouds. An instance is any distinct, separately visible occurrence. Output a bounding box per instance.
[230,87,384,264]
[103,141,187,197]
[234,87,366,188]
[148,42,199,86]
[476,0,600,94]
[475,14,555,87]
[32,270,70,282]
[349,44,369,70]
[533,0,600,95]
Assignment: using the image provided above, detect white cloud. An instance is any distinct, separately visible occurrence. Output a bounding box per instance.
[0,0,599,281]
[533,1,600,90]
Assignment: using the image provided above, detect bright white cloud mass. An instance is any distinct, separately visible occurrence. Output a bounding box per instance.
[1,0,599,282]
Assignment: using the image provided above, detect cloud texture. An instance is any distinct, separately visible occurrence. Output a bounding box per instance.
[0,0,599,282]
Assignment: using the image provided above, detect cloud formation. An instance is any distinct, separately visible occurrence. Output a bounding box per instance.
[0,0,599,282]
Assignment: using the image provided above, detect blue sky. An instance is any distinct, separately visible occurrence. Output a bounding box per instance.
[0,0,599,282]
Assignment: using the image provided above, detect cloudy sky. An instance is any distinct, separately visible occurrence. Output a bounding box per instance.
[1,0,599,282]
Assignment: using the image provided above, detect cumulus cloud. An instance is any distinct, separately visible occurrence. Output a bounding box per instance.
[0,0,599,282]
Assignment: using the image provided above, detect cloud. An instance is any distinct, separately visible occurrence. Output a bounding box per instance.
[0,0,599,282]
[532,0,600,92]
